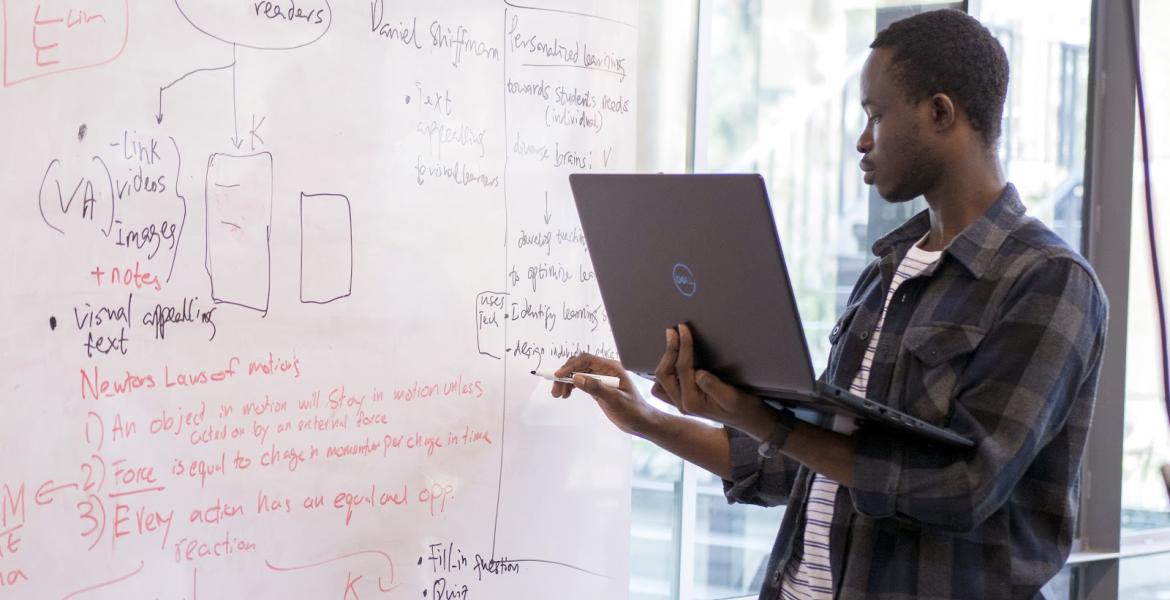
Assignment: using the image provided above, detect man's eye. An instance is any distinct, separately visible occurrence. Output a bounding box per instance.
[868,115,881,125]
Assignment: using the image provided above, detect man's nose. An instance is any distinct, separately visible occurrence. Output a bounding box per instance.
[856,125,873,154]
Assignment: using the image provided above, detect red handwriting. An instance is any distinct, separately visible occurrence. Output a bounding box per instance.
[75,492,108,550]
[32,5,108,66]
[418,483,455,517]
[392,375,485,401]
[147,403,207,438]
[247,352,301,379]
[387,431,443,456]
[60,560,143,600]
[111,413,137,441]
[356,409,388,428]
[86,411,105,451]
[188,423,246,447]
[80,365,155,400]
[111,503,173,550]
[333,484,409,526]
[34,480,78,505]
[164,358,241,389]
[90,261,162,291]
[111,458,157,488]
[171,532,256,564]
[259,443,308,471]
[29,5,108,65]
[172,452,228,487]
[265,549,399,595]
[188,497,244,526]
[0,524,23,558]
[0,568,29,588]
[1,484,25,527]
[256,490,292,515]
[5,2,128,88]
[331,481,455,524]
[79,354,300,400]
[242,395,289,416]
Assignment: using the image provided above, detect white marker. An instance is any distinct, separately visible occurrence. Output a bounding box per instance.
[530,370,621,389]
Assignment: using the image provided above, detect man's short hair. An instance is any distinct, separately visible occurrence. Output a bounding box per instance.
[871,9,1009,147]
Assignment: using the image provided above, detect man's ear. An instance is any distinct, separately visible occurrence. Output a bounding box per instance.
[929,93,957,132]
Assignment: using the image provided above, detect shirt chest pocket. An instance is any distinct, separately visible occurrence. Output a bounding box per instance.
[900,323,987,426]
[829,302,862,345]
[825,303,862,380]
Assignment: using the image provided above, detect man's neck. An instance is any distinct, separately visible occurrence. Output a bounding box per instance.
[920,152,1006,252]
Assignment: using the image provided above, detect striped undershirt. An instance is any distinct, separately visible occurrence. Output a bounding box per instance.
[779,235,940,600]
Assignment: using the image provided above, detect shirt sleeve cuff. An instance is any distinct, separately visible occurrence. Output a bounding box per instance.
[848,425,900,517]
[722,426,766,504]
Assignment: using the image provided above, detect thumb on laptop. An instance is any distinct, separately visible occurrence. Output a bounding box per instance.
[695,369,738,403]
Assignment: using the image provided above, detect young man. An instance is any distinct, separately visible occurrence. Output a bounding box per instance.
[553,9,1108,600]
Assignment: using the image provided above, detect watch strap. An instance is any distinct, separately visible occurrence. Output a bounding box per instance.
[757,409,797,458]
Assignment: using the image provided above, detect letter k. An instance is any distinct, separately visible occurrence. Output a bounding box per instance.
[344,571,363,600]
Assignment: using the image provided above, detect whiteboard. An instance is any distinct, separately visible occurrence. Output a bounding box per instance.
[0,1,635,598]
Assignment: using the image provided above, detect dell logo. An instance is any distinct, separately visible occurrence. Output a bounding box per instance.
[672,263,697,297]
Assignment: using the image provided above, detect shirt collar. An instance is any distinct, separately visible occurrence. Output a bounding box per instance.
[870,183,1027,279]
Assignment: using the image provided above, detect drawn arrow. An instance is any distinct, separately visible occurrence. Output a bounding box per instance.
[543,192,552,225]
[266,550,400,593]
[229,44,243,148]
[156,60,236,125]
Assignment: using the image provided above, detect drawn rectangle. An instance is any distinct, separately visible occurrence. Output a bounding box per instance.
[205,152,272,313]
[300,192,352,304]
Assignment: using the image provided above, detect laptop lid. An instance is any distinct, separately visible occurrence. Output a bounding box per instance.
[569,173,818,398]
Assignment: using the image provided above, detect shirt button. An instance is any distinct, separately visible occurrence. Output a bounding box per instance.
[860,331,870,340]
[831,325,840,337]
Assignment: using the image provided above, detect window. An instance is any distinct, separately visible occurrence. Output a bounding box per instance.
[1123,0,1170,534]
[631,438,685,600]
[977,0,1091,250]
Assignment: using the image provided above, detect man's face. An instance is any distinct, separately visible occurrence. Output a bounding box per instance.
[857,48,941,202]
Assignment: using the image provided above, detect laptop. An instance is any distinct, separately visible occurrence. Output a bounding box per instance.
[569,173,973,449]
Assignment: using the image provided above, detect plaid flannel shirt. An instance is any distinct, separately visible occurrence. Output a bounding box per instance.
[723,184,1108,600]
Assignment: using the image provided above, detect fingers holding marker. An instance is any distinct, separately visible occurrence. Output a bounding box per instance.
[546,354,626,399]
[550,353,597,398]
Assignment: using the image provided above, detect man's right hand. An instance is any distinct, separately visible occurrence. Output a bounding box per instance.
[550,353,658,436]
[550,352,737,481]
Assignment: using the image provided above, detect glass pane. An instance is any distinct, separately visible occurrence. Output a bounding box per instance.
[1119,553,1170,599]
[973,0,1091,251]
[706,0,961,365]
[632,436,684,600]
[1123,0,1170,533]
[692,470,782,599]
[1040,564,1075,600]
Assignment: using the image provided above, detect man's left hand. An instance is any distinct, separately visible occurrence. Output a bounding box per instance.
[651,323,777,441]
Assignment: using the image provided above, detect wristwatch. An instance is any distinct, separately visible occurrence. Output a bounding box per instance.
[757,409,798,458]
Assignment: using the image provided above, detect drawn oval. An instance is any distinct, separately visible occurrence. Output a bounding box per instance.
[174,0,332,50]
[672,263,697,298]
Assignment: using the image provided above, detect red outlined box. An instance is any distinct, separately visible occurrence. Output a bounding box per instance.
[3,0,129,87]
